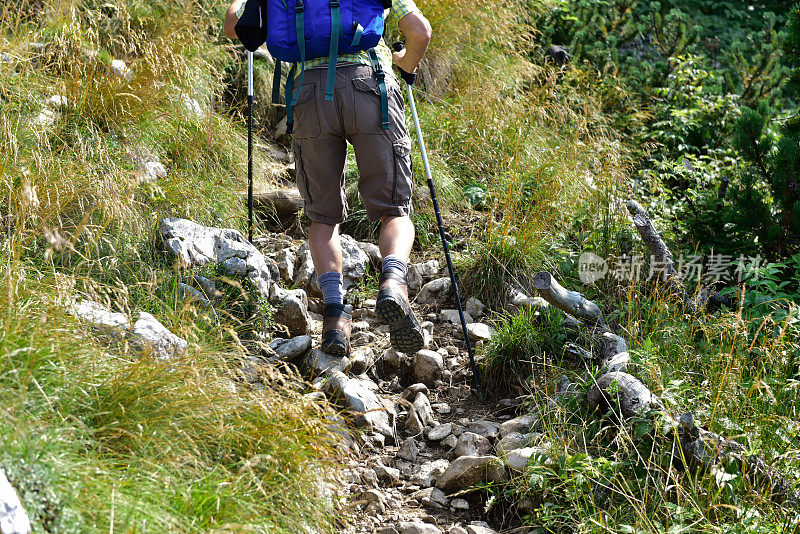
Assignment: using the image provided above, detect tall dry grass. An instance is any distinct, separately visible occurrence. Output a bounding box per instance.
[1,1,339,531]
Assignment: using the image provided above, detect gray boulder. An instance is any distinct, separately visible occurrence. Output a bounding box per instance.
[436,455,507,493]
[413,350,444,387]
[499,415,538,438]
[398,522,442,534]
[0,469,31,534]
[453,432,492,457]
[416,277,452,306]
[130,312,188,360]
[495,432,538,457]
[465,323,494,341]
[271,286,311,336]
[274,247,295,284]
[407,260,440,293]
[303,349,351,378]
[267,335,312,362]
[68,299,130,336]
[439,309,473,325]
[426,422,453,442]
[325,371,394,439]
[465,420,500,439]
[160,218,274,298]
[397,437,419,462]
[465,297,486,318]
[357,241,382,267]
[505,447,548,473]
[411,459,450,487]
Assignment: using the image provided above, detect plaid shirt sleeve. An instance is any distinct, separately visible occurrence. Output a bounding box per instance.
[385,0,421,29]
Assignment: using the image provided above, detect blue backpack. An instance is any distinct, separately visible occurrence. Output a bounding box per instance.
[235,0,393,134]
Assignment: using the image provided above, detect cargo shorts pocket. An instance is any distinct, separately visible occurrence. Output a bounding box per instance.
[352,76,384,134]
[291,84,319,139]
[293,141,312,203]
[392,137,413,204]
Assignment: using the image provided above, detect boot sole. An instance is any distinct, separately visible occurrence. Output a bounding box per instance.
[376,288,425,354]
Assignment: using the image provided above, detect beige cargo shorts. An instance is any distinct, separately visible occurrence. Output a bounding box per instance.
[290,64,413,224]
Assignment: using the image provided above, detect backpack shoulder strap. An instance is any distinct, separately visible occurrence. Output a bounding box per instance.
[325,0,342,102]
[368,49,389,131]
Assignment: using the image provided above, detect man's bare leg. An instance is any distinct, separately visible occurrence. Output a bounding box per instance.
[309,221,343,275]
[379,215,415,262]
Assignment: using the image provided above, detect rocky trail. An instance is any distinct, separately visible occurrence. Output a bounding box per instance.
[53,193,800,534]
[56,205,542,534]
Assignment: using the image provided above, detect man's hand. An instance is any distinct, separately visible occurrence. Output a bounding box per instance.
[224,0,246,39]
[392,11,431,74]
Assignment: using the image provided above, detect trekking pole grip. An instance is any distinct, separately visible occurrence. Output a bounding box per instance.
[392,42,418,85]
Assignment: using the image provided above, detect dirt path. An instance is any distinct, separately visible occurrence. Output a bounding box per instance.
[320,296,530,534]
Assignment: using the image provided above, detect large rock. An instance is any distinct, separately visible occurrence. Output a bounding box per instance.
[505,447,548,473]
[303,349,351,378]
[267,335,311,362]
[405,391,434,436]
[0,469,31,534]
[416,277,452,306]
[294,234,367,293]
[176,283,214,312]
[465,297,486,318]
[397,437,419,462]
[398,522,442,534]
[325,371,394,439]
[160,218,274,298]
[439,309,473,325]
[271,286,311,336]
[413,350,444,387]
[357,241,382,267]
[130,312,188,360]
[465,420,500,439]
[499,415,538,438]
[407,260,440,293]
[413,392,435,426]
[466,524,498,534]
[411,459,450,487]
[293,248,316,294]
[465,323,494,341]
[453,432,492,457]
[426,422,453,441]
[274,247,295,284]
[436,455,507,494]
[68,299,130,336]
[495,432,538,457]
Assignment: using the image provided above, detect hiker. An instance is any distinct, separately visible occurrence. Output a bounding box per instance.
[225,1,432,357]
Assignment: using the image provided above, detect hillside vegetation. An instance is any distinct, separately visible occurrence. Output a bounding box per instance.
[1,0,799,532]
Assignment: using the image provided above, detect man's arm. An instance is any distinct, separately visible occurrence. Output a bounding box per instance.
[224,0,246,39]
[392,11,432,74]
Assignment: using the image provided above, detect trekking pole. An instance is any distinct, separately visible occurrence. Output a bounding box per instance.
[392,43,482,399]
[247,50,254,242]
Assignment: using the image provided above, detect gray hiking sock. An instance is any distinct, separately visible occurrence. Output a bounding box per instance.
[381,254,408,280]
[318,271,344,305]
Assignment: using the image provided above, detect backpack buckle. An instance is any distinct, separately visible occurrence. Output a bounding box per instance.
[295,0,305,12]
[330,0,340,6]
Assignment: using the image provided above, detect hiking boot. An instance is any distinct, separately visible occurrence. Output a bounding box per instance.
[375,271,425,354]
[321,302,352,357]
